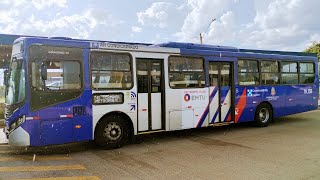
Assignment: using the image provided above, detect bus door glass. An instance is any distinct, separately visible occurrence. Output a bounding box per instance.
[136,59,164,132]
[209,62,233,123]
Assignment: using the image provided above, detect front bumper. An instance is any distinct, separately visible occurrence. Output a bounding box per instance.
[7,126,30,146]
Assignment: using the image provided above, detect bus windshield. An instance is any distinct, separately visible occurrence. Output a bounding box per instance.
[5,58,25,105]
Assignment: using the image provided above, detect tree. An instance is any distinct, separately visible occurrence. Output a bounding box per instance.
[305,42,320,78]
[304,42,320,60]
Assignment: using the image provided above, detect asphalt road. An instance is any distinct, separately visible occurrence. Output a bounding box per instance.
[0,110,320,180]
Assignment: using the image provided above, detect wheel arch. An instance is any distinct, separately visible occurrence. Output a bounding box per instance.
[94,111,134,142]
[258,101,273,113]
[256,101,274,122]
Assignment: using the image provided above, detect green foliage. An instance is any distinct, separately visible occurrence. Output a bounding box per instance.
[304,42,320,60]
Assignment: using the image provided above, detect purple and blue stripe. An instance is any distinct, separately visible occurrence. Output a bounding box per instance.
[196,87,218,128]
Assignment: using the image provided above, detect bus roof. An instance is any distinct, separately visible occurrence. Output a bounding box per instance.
[239,48,317,57]
[156,42,317,60]
[14,36,152,46]
[155,41,317,59]
[13,36,318,60]
[154,42,238,52]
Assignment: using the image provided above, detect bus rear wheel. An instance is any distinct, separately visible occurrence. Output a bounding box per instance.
[255,103,273,127]
[95,115,129,149]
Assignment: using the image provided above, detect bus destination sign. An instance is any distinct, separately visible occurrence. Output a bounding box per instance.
[90,42,140,50]
[92,93,124,105]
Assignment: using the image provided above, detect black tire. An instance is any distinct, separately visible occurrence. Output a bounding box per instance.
[94,114,129,149]
[254,103,273,127]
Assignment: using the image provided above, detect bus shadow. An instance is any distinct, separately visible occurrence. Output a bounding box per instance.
[133,113,317,147]
[272,112,316,125]
[133,123,254,145]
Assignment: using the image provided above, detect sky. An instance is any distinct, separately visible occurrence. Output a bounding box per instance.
[0,0,319,51]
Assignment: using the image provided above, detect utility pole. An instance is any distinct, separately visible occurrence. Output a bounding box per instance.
[200,18,216,44]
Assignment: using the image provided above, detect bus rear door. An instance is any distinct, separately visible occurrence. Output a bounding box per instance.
[208,61,234,124]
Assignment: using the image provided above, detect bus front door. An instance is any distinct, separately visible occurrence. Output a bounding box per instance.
[136,59,164,132]
[209,62,234,124]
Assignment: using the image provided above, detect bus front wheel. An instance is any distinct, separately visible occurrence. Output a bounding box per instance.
[254,103,273,127]
[95,115,129,149]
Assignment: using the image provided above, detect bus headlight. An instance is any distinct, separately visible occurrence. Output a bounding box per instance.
[9,116,25,132]
[10,123,16,130]
[16,116,25,126]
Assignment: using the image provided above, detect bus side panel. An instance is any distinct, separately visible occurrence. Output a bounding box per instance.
[11,105,39,146]
[234,86,259,122]
[237,87,255,122]
[314,61,319,109]
[22,121,41,146]
[41,119,73,145]
[72,90,93,142]
[285,85,316,116]
[313,79,319,109]
[31,90,93,146]
[235,86,286,122]
[92,89,137,137]
[234,86,247,122]
[268,86,286,118]
[166,88,208,130]
[73,48,93,142]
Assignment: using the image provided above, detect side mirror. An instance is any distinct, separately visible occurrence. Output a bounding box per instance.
[41,63,47,80]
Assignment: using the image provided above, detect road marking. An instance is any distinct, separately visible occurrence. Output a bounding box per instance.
[15,176,101,180]
[0,165,86,172]
[0,155,71,161]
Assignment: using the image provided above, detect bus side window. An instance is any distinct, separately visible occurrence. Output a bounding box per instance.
[281,61,298,84]
[299,62,315,84]
[31,61,44,90]
[91,52,132,90]
[221,63,231,86]
[238,60,259,85]
[261,60,280,85]
[32,60,81,91]
[209,63,218,86]
[168,56,205,88]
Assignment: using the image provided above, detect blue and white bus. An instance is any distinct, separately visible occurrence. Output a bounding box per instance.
[4,37,319,149]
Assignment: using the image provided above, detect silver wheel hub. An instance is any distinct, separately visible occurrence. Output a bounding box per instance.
[259,108,270,123]
[104,122,122,141]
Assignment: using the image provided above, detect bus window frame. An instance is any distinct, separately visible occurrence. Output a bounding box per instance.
[168,55,206,89]
[89,51,134,91]
[31,59,84,92]
[260,59,281,86]
[237,58,260,86]
[298,61,316,85]
[28,45,85,111]
[280,60,299,85]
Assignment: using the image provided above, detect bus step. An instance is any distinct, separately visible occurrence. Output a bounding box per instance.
[138,130,166,135]
[210,122,234,127]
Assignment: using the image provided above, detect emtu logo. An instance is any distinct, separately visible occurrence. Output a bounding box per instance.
[184,94,191,102]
